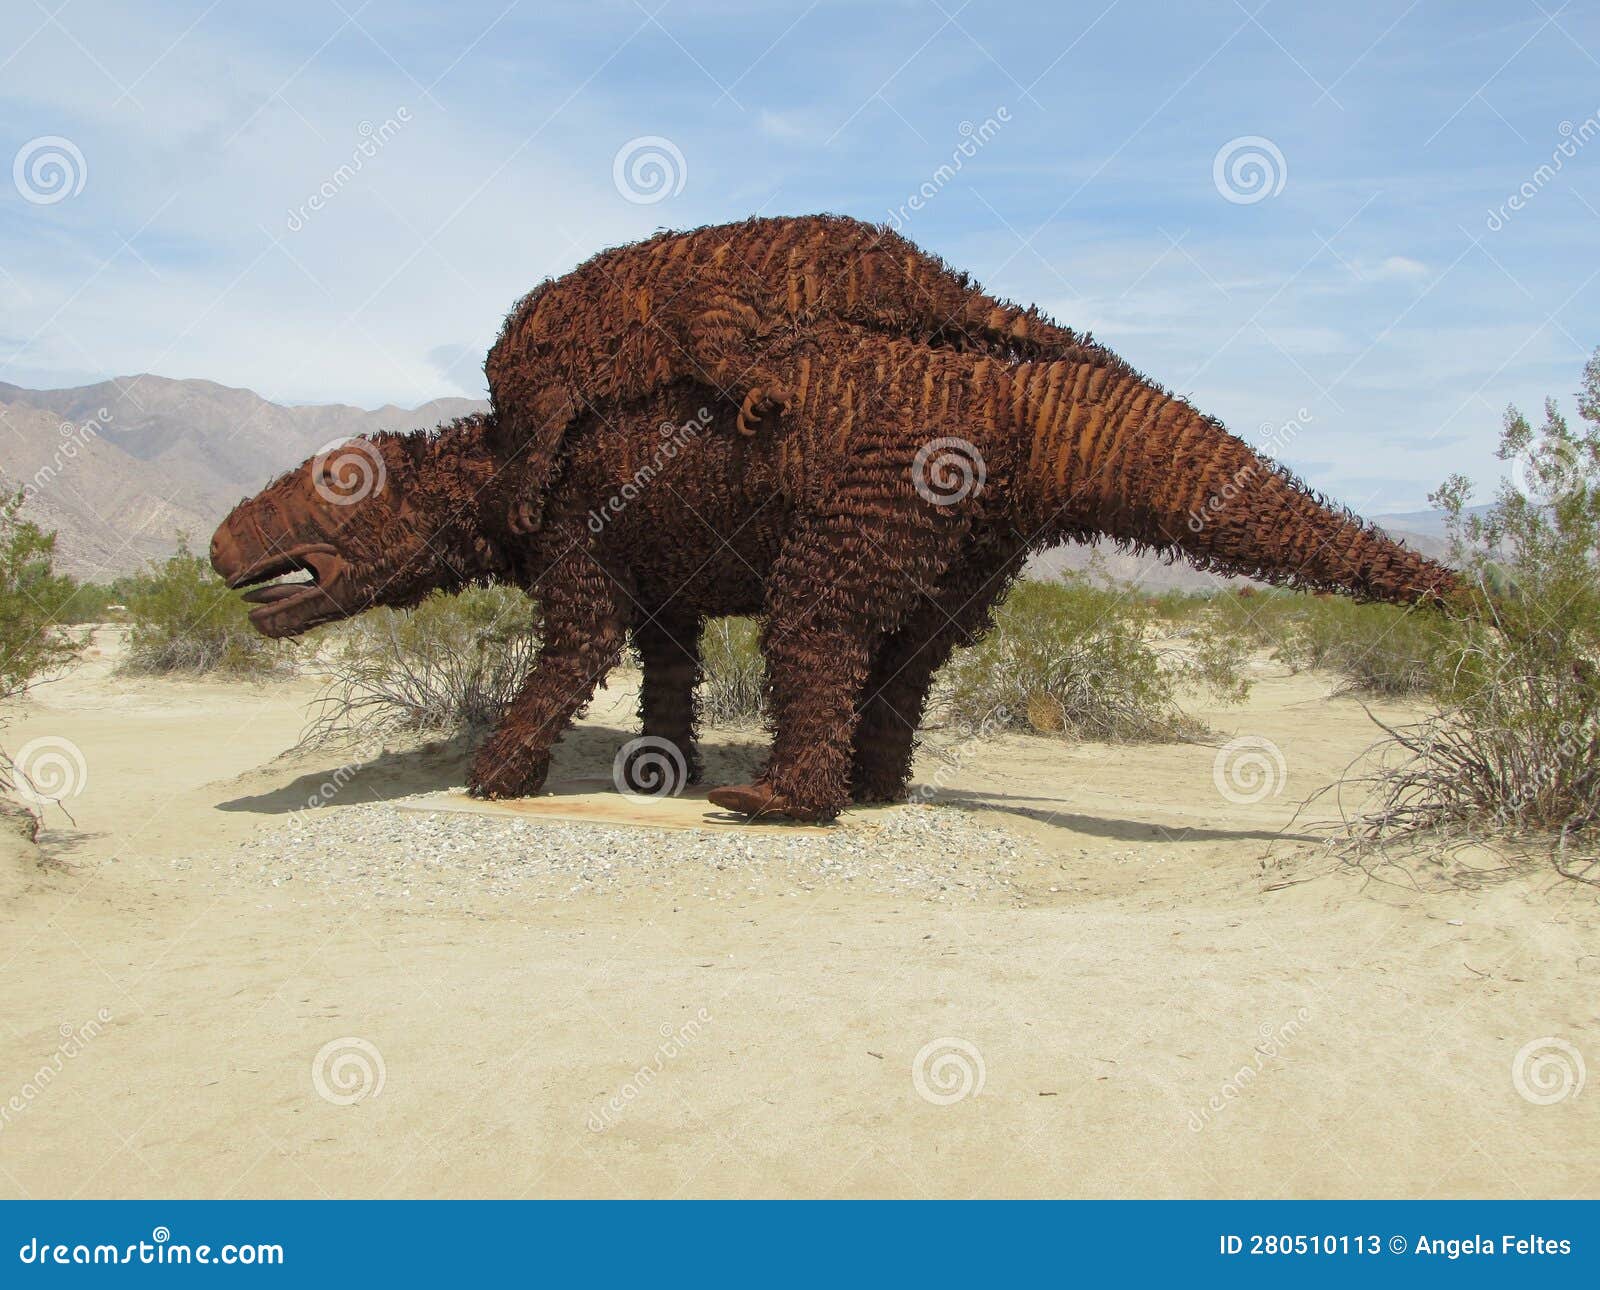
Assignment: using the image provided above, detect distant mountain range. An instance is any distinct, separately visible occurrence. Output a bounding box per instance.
[0,373,1448,589]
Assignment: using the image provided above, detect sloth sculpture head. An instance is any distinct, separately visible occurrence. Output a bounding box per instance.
[209,417,509,638]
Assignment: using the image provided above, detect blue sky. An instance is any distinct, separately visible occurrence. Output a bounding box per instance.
[2,0,1598,511]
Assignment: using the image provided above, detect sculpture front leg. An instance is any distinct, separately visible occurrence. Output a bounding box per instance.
[468,539,628,799]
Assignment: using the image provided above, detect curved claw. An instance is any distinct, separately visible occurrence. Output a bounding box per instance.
[706,780,822,822]
[735,384,790,438]
[707,782,784,818]
[507,498,541,536]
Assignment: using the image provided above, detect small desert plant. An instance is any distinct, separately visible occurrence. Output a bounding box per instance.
[303,584,541,744]
[697,616,765,726]
[1205,586,1305,652]
[1143,588,1206,623]
[0,493,88,817]
[1275,596,1452,698]
[51,580,123,625]
[1334,350,1600,878]
[1206,585,1448,697]
[935,577,1249,742]
[0,492,85,704]
[121,537,287,675]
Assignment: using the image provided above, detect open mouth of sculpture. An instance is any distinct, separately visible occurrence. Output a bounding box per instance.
[226,543,342,624]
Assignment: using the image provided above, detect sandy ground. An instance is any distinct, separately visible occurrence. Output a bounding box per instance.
[0,629,1595,1199]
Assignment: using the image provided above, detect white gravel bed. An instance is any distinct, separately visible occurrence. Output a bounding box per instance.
[215,798,1031,906]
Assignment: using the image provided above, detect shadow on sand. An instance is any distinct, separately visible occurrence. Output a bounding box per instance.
[215,728,1310,845]
[930,787,1316,845]
[214,725,762,816]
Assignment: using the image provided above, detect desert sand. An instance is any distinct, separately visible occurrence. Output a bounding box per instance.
[1,629,1595,1199]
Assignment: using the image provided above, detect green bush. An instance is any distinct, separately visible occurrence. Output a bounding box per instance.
[1204,586,1448,698]
[51,580,124,625]
[303,584,541,744]
[697,616,765,726]
[1275,597,1453,698]
[1341,349,1600,874]
[935,578,1249,743]
[1204,586,1305,653]
[0,492,85,703]
[121,537,287,675]
[1142,588,1207,624]
[0,492,87,815]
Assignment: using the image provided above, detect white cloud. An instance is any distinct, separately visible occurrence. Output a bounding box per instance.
[1369,255,1429,280]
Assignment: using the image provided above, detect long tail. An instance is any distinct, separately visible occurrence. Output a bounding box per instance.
[1009,360,1460,606]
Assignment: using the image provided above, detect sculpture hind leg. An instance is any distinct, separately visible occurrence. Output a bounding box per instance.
[707,450,972,822]
[632,609,705,786]
[851,541,1026,803]
[468,531,629,799]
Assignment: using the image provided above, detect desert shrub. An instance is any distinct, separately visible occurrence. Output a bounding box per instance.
[1336,351,1600,877]
[1205,586,1449,698]
[1205,586,1304,651]
[0,493,88,815]
[1209,586,1325,659]
[52,580,123,624]
[935,577,1249,742]
[303,584,541,744]
[0,492,85,704]
[1275,597,1453,698]
[1142,588,1206,623]
[698,616,766,725]
[120,537,286,675]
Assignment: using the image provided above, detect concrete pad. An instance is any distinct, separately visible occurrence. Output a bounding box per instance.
[394,777,837,833]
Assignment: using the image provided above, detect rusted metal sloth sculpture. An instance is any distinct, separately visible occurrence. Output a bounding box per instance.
[214,222,1458,821]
